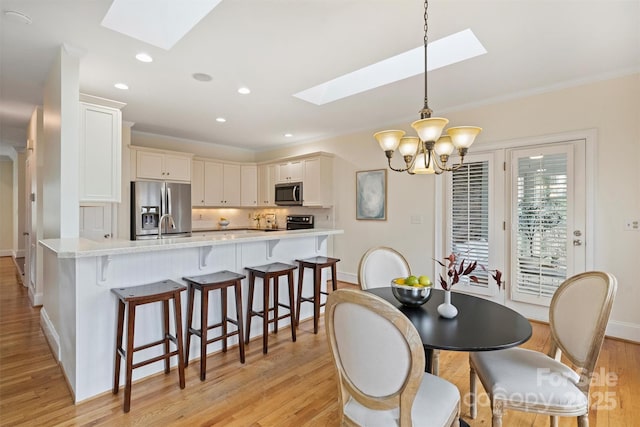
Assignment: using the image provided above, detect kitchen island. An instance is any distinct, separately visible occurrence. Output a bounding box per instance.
[39,228,343,402]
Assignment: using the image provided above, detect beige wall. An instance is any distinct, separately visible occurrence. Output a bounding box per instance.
[98,73,640,340]
[257,73,640,339]
[0,159,13,254]
[15,151,26,253]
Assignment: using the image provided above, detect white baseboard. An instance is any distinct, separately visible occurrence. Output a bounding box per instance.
[606,320,640,343]
[338,271,357,285]
[40,308,61,361]
[0,250,13,257]
[30,288,43,307]
[13,249,25,258]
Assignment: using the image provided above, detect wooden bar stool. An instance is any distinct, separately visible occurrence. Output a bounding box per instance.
[112,280,186,413]
[183,270,246,381]
[245,262,297,354]
[295,256,340,334]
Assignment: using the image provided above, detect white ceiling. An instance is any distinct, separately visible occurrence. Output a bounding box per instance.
[1,0,638,152]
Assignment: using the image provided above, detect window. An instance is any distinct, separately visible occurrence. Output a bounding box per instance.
[445,152,502,297]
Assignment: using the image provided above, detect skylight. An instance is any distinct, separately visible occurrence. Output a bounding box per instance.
[293,29,487,105]
[101,0,222,50]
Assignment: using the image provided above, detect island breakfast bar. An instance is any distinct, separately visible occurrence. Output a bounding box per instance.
[39,228,343,403]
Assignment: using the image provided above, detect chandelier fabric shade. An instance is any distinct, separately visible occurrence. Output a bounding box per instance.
[374,0,482,175]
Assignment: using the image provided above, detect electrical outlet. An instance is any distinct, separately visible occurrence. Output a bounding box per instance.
[624,219,639,231]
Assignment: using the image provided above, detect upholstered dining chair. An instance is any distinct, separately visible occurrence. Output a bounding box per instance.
[469,271,617,427]
[358,246,411,290]
[358,246,442,376]
[325,289,460,427]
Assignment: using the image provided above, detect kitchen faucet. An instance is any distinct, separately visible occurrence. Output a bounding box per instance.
[158,214,175,239]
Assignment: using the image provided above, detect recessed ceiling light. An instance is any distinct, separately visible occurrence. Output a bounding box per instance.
[284,133,293,138]
[3,10,32,24]
[238,87,251,95]
[293,29,487,105]
[192,73,212,82]
[216,117,226,123]
[135,53,153,63]
[114,83,129,90]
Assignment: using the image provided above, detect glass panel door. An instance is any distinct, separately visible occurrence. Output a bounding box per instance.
[509,142,585,306]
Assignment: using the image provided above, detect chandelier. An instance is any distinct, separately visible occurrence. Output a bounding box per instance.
[374,0,481,175]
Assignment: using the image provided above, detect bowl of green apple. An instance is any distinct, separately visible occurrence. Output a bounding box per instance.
[391,275,432,307]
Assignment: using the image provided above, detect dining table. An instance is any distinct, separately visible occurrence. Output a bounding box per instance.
[366,287,533,374]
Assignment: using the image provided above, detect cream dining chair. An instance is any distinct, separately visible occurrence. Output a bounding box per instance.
[469,271,617,427]
[325,288,460,427]
[358,246,442,375]
[358,246,411,290]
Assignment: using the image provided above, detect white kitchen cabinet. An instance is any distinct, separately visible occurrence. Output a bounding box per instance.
[222,163,241,206]
[302,154,334,207]
[192,159,242,206]
[241,164,258,207]
[79,100,123,202]
[275,160,303,183]
[135,149,191,182]
[258,164,276,206]
[191,159,205,206]
[79,204,113,240]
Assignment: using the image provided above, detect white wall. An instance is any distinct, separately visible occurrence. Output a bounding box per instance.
[42,46,80,240]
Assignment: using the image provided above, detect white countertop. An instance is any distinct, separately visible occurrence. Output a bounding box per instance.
[39,228,343,259]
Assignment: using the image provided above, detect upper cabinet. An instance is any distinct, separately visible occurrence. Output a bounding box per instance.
[79,96,124,203]
[258,164,276,206]
[302,153,333,207]
[135,149,191,182]
[192,159,252,207]
[275,160,303,183]
[266,152,334,207]
[241,165,258,207]
[191,159,206,206]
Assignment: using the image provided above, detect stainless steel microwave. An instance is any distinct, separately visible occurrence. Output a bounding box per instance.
[275,182,303,206]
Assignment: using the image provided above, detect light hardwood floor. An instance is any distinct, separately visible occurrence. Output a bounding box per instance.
[1,256,637,426]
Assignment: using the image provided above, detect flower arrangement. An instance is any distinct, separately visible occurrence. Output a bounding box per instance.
[252,213,265,227]
[435,252,503,291]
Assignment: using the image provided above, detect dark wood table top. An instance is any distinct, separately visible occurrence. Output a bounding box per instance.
[368,287,532,352]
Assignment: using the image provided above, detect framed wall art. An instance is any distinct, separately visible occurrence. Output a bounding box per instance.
[356,169,387,220]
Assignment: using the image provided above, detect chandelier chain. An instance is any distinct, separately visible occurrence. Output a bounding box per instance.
[373,0,481,175]
[420,0,432,119]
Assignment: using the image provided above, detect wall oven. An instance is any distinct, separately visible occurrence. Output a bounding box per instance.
[275,182,303,206]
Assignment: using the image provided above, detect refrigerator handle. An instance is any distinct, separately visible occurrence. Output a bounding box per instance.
[167,187,176,229]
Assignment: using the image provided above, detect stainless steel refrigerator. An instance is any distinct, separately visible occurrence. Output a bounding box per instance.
[131,181,192,240]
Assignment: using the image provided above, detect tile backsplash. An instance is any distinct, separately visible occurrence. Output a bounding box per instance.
[191,207,334,230]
